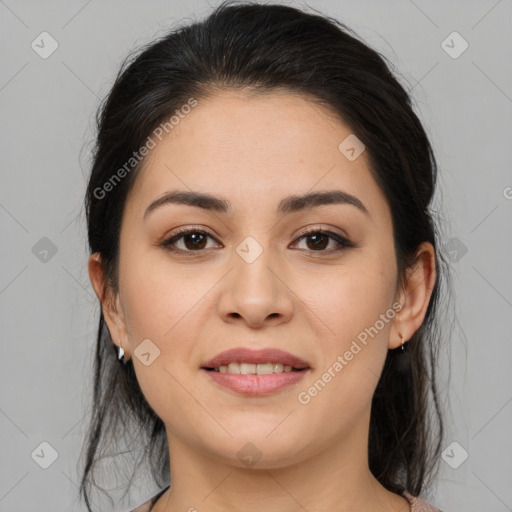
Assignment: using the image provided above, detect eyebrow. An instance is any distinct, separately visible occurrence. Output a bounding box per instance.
[143,189,370,219]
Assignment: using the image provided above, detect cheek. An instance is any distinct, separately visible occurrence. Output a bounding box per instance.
[118,247,214,386]
[306,251,396,344]
[300,248,396,399]
[296,275,395,434]
[118,246,207,341]
[118,251,208,423]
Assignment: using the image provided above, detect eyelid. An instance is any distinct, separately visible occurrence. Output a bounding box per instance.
[294,225,349,241]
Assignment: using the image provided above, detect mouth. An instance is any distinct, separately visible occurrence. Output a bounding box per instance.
[203,363,308,374]
[200,347,311,396]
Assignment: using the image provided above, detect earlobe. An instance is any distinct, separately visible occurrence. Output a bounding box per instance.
[389,242,437,350]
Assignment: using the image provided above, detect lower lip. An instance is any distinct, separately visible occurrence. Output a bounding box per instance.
[201,368,309,396]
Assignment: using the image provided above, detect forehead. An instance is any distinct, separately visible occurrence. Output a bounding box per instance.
[126,90,388,221]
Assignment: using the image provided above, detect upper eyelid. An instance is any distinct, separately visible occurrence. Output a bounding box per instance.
[166,227,221,243]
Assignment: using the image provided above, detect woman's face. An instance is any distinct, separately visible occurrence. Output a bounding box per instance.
[98,90,409,467]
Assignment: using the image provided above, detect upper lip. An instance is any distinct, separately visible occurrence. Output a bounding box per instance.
[202,348,310,369]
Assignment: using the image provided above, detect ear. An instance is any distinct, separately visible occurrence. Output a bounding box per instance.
[88,252,130,359]
[389,241,437,349]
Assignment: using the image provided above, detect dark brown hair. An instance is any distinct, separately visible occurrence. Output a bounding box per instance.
[80,1,452,509]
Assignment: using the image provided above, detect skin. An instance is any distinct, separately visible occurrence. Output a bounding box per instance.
[88,89,436,512]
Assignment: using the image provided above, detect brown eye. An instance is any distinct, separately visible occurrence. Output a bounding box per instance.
[180,232,208,250]
[303,232,330,250]
[293,229,354,253]
[162,229,220,254]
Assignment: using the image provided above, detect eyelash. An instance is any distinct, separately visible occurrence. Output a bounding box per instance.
[161,227,355,256]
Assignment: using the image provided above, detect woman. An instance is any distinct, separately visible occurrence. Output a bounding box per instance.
[80,2,451,511]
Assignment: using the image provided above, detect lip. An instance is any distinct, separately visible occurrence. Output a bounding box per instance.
[202,368,310,396]
[201,347,311,397]
[201,347,310,370]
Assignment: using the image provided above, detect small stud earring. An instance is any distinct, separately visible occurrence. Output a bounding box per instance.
[400,333,406,352]
[118,343,128,365]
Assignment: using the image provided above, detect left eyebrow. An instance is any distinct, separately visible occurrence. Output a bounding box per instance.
[278,190,370,218]
[143,189,370,220]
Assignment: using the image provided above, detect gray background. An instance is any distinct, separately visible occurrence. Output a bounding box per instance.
[1,0,511,511]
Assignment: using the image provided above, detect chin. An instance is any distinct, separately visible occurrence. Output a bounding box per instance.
[198,429,310,469]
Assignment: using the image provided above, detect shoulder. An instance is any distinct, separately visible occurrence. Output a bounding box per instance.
[403,490,445,512]
[130,498,152,512]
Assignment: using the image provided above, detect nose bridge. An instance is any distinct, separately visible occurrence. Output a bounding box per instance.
[217,233,293,326]
[237,235,275,292]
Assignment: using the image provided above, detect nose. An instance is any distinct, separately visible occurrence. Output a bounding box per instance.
[217,243,294,329]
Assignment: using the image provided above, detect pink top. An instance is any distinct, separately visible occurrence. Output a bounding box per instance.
[131,487,443,511]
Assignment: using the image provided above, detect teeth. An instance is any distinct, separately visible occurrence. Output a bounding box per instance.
[257,363,273,375]
[214,363,298,374]
[227,362,240,374]
[240,363,256,375]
